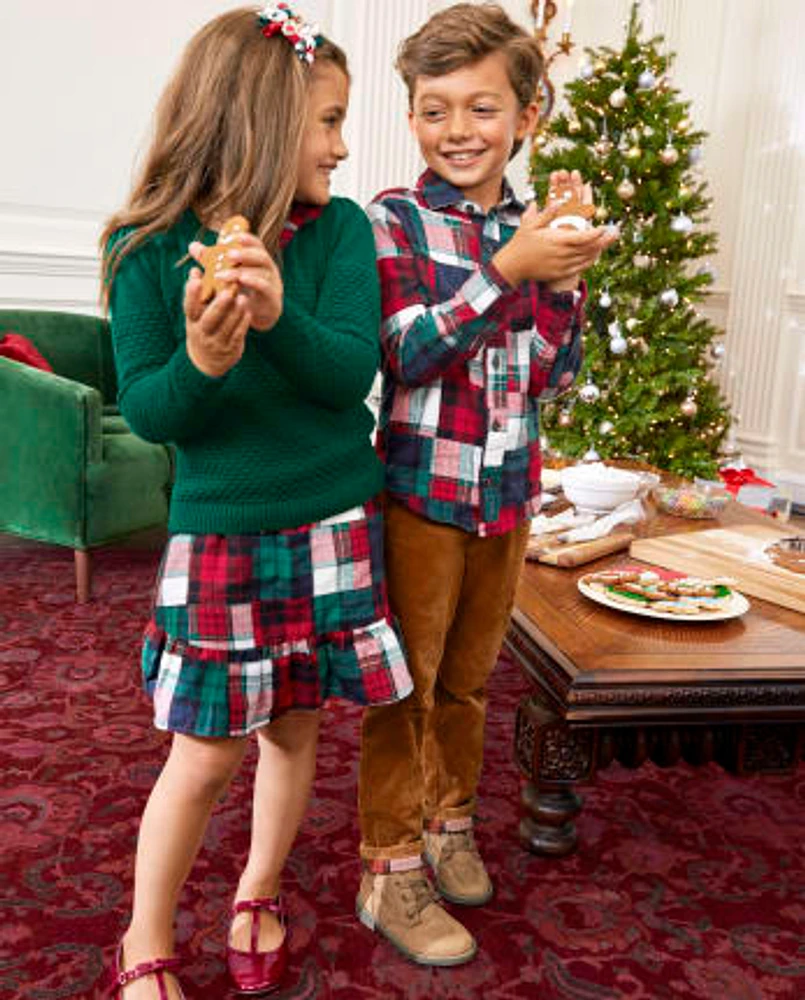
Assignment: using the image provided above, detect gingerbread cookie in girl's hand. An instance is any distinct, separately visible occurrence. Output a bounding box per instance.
[199,215,251,302]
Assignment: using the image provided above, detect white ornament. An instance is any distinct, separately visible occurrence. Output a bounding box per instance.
[599,291,612,309]
[579,381,601,404]
[633,253,651,268]
[660,145,680,166]
[671,213,694,234]
[583,448,601,462]
[625,317,639,331]
[643,126,655,138]
[637,70,657,90]
[680,397,698,417]
[599,420,615,435]
[660,288,679,307]
[609,87,628,109]
[609,335,628,355]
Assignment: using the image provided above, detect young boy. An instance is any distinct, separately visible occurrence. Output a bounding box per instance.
[356,3,615,966]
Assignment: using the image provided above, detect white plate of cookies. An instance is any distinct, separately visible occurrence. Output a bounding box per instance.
[578,567,750,621]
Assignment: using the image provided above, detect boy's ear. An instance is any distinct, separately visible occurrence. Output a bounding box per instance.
[516,101,540,140]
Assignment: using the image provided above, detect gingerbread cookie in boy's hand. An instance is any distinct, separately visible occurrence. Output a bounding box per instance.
[199,215,251,302]
[547,177,597,232]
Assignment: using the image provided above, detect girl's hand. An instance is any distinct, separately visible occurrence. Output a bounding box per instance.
[184,268,251,378]
[189,235,284,332]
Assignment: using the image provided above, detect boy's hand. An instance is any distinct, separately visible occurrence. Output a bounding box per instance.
[184,268,252,378]
[493,170,617,289]
[189,235,283,332]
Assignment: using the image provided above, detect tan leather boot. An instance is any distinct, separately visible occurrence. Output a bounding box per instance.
[356,869,477,966]
[423,829,493,906]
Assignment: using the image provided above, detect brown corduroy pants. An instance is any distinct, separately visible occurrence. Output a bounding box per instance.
[358,498,530,865]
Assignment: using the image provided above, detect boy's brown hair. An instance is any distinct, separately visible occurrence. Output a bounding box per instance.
[396,2,543,111]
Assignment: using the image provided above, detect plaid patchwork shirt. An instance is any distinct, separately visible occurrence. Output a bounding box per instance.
[369,169,586,537]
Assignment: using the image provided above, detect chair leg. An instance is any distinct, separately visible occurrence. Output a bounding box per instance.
[74,549,92,603]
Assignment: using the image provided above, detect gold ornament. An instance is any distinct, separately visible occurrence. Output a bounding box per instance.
[594,59,607,73]
[627,145,641,160]
[568,117,582,134]
[617,178,636,200]
[559,410,573,427]
[595,205,608,221]
[594,138,613,157]
[677,117,691,132]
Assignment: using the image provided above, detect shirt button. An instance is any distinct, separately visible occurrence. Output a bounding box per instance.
[492,355,501,370]
[491,418,503,432]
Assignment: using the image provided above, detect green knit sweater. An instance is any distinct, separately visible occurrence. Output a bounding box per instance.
[109,198,384,534]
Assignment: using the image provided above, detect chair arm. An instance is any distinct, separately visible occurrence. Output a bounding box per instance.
[0,358,103,541]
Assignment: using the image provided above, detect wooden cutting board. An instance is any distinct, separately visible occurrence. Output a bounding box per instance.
[630,524,805,614]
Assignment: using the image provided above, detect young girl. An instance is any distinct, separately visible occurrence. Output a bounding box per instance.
[100,5,411,997]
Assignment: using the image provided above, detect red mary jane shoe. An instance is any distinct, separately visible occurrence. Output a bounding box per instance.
[227,896,288,995]
[107,945,184,999]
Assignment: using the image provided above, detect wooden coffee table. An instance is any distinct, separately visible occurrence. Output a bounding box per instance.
[505,502,805,857]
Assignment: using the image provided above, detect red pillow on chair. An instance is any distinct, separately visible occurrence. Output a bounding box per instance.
[0,331,53,372]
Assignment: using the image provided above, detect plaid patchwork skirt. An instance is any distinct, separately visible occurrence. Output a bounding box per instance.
[141,500,412,737]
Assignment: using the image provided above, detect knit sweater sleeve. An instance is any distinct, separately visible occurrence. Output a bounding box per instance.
[258,199,381,410]
[108,231,228,445]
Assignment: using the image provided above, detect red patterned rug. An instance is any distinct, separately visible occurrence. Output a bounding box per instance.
[2,544,804,1000]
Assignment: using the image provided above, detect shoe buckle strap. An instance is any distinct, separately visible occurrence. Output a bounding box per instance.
[111,956,181,995]
[231,895,285,953]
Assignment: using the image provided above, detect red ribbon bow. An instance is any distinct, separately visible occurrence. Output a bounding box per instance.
[718,467,774,496]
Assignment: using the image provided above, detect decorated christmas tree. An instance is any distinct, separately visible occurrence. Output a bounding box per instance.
[532,2,731,479]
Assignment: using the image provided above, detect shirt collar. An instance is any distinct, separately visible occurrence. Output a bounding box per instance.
[417,168,525,214]
[281,202,324,249]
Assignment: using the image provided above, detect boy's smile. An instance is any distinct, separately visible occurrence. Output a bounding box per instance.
[409,51,537,212]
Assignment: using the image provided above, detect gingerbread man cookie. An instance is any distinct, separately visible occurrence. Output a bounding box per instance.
[199,215,250,303]
[547,179,596,232]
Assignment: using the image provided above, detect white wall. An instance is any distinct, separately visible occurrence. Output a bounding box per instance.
[1,1,803,497]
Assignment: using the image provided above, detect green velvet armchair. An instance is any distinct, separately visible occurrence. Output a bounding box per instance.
[0,309,172,601]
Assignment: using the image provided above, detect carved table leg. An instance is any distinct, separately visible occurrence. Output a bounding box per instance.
[515,696,595,857]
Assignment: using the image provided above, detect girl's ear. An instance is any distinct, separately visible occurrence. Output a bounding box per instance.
[516,100,540,140]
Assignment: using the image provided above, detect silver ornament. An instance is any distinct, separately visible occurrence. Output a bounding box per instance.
[671,213,694,234]
[599,420,615,435]
[583,447,601,462]
[609,335,628,355]
[599,291,612,309]
[579,60,594,80]
[660,288,679,307]
[711,342,726,360]
[637,70,656,90]
[609,87,628,109]
[689,145,703,164]
[579,381,601,404]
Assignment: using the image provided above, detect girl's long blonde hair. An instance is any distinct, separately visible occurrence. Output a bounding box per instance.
[100,6,347,309]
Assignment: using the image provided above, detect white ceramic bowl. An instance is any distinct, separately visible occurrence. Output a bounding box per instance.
[560,463,644,513]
